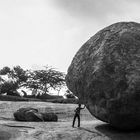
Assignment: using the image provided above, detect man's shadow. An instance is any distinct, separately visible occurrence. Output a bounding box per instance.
[79,123,140,140]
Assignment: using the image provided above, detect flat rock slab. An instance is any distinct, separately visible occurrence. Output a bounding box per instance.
[1,120,140,140]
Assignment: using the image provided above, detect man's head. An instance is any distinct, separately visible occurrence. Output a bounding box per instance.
[78,104,81,108]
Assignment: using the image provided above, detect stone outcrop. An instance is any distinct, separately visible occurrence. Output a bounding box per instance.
[14,107,58,122]
[66,22,140,130]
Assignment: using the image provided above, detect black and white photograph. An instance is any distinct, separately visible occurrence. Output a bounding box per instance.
[0,0,140,139]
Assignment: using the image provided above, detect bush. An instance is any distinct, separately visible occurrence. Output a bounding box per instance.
[46,98,79,104]
[0,95,28,101]
[0,95,40,101]
[36,93,63,100]
[65,93,76,99]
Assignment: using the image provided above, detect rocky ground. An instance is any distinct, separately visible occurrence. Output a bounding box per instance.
[0,101,140,140]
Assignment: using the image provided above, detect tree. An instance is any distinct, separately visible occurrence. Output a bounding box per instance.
[0,66,28,96]
[27,66,65,95]
[0,66,11,75]
[65,89,76,99]
[0,65,66,97]
[11,66,28,87]
[0,80,20,96]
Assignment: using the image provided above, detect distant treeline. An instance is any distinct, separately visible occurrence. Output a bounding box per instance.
[0,65,66,98]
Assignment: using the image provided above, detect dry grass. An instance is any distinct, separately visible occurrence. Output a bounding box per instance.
[0,95,78,104]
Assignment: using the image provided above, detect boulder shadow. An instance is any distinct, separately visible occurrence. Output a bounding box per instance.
[95,123,140,140]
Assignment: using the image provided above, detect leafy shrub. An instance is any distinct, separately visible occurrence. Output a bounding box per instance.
[47,98,78,104]
[65,93,76,99]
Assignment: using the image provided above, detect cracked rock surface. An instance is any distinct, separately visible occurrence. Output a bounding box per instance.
[66,22,140,130]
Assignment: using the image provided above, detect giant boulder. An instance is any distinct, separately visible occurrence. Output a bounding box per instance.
[66,22,140,130]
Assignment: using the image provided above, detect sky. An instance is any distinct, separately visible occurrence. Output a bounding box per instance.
[0,0,140,73]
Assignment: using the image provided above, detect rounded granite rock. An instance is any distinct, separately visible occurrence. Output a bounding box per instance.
[66,22,140,130]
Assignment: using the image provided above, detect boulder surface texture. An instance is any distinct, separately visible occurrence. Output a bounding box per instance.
[14,107,58,122]
[66,22,140,130]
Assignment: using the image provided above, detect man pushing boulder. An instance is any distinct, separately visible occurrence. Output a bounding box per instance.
[72,104,85,128]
